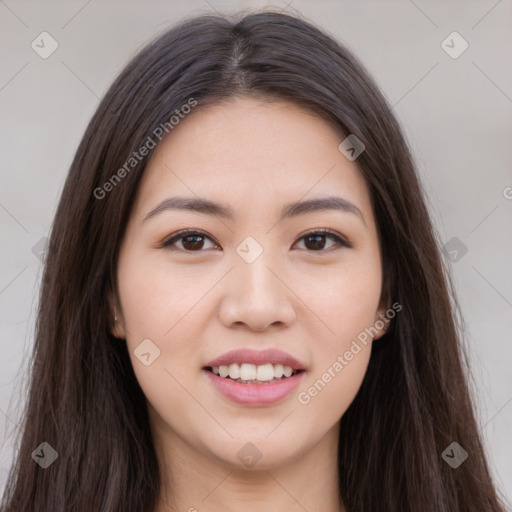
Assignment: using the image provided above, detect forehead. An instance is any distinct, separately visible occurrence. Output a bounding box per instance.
[132,96,373,225]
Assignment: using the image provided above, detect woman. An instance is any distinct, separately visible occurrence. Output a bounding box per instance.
[0,9,506,512]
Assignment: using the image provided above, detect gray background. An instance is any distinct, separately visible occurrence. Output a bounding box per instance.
[1,0,511,505]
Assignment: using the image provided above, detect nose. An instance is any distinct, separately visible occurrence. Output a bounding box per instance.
[218,254,296,332]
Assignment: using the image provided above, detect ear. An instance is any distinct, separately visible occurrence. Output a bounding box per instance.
[107,288,126,339]
[373,279,392,341]
[373,306,390,340]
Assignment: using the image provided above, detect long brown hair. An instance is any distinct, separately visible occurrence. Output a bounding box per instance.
[1,9,507,512]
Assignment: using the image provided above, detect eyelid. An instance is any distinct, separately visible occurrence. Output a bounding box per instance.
[295,228,353,249]
[160,229,220,249]
[160,228,352,251]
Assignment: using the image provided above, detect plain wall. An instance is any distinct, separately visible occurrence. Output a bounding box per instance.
[1,0,511,505]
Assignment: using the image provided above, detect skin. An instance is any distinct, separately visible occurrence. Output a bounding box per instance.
[111,96,389,512]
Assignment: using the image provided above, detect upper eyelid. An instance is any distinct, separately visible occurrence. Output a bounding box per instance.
[162,229,219,246]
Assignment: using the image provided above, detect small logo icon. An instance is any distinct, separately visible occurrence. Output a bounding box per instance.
[338,134,365,161]
[441,32,468,59]
[32,442,58,468]
[237,442,263,468]
[32,236,48,263]
[31,31,59,59]
[442,237,468,263]
[236,236,263,264]
[134,338,161,366]
[441,441,468,468]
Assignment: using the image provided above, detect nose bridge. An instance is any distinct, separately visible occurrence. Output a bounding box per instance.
[232,241,284,305]
[218,243,296,330]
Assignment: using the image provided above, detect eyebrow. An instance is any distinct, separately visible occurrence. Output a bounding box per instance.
[143,195,366,226]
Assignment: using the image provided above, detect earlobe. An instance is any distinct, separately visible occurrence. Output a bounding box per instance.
[373,304,391,341]
[111,304,126,339]
[108,291,126,339]
[374,277,393,340]
[111,304,120,338]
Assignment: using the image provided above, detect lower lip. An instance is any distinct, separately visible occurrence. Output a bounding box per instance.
[203,369,306,406]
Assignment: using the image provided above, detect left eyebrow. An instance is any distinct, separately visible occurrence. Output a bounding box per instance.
[143,195,367,227]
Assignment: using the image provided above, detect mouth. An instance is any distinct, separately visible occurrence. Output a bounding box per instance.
[203,365,306,406]
[203,348,308,405]
[204,363,305,385]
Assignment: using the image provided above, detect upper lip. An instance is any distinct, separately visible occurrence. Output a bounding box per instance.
[204,348,307,371]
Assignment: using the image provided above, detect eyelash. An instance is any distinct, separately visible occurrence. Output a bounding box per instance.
[160,228,353,253]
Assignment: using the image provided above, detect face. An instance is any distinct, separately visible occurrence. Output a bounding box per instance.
[113,96,388,471]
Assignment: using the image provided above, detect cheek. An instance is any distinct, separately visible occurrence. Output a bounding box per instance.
[296,344,371,432]
[297,255,382,347]
[293,258,380,414]
[118,247,216,343]
[117,250,213,399]
[117,258,210,437]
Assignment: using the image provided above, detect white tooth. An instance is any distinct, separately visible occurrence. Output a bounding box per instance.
[228,363,240,379]
[283,365,293,377]
[219,365,230,378]
[240,363,257,380]
[212,366,220,375]
[274,364,284,378]
[256,364,275,381]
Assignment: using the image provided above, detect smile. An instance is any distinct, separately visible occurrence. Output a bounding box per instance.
[203,366,306,406]
[209,362,302,384]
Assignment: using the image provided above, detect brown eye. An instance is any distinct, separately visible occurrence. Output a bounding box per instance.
[294,229,352,252]
[161,230,218,252]
[161,228,352,253]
